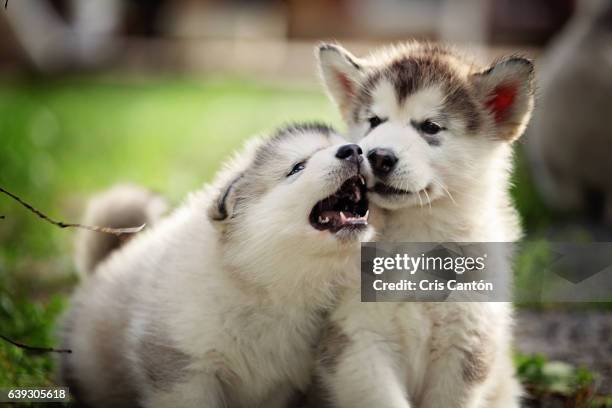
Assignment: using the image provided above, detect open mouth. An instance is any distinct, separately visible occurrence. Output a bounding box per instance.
[309,175,369,233]
[370,183,430,196]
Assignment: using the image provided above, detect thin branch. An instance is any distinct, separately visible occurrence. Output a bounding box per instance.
[0,186,145,236]
[0,334,72,354]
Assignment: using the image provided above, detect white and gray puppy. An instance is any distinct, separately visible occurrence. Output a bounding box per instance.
[313,42,535,408]
[59,123,376,408]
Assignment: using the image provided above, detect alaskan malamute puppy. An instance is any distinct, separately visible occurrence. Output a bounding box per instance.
[60,123,375,407]
[312,43,535,407]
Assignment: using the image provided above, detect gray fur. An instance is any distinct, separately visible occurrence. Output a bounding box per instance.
[138,324,193,391]
[75,184,168,275]
[461,343,492,384]
[60,271,143,407]
[526,0,612,223]
[212,122,337,228]
[319,42,534,141]
[317,323,351,373]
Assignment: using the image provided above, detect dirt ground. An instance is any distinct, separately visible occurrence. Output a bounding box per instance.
[515,310,612,395]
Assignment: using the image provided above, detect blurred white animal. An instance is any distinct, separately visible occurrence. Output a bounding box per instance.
[527,0,612,224]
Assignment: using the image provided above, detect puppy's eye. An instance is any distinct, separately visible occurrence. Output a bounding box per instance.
[287,161,306,177]
[368,116,385,129]
[420,120,444,135]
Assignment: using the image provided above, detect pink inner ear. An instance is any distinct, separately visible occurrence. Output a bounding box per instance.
[336,71,355,98]
[486,84,517,123]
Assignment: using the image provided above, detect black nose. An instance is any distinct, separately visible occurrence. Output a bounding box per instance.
[336,144,363,164]
[367,148,398,177]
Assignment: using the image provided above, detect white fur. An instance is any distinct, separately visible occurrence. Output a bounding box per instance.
[314,43,534,408]
[60,126,375,407]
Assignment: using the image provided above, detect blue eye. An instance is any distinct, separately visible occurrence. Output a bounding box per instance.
[287,161,306,177]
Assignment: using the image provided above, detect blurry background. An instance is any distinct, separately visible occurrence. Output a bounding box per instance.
[0,0,576,76]
[0,0,610,406]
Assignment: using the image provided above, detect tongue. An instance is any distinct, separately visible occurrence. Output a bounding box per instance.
[353,185,361,202]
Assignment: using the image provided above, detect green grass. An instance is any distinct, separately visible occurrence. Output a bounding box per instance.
[516,353,609,408]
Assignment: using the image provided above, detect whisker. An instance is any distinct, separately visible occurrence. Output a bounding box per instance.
[445,188,488,203]
[415,188,424,210]
[423,188,432,213]
[434,179,457,206]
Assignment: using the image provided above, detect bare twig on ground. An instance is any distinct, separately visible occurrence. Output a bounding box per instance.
[0,186,145,236]
[0,334,71,354]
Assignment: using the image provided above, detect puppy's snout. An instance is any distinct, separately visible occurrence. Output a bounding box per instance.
[336,144,363,165]
[367,148,398,177]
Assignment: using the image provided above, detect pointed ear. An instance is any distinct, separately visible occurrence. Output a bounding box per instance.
[471,57,535,142]
[317,43,364,121]
[208,174,242,222]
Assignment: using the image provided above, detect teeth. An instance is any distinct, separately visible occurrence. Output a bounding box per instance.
[340,211,347,223]
[364,210,369,220]
[359,175,365,184]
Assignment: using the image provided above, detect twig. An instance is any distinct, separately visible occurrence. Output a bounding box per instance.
[0,187,145,236]
[0,334,72,354]
[4,0,7,10]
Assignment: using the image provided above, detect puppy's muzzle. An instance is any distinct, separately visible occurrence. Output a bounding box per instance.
[336,144,363,166]
[309,144,369,233]
[367,148,398,177]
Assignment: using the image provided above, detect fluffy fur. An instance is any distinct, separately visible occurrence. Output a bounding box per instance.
[313,42,535,408]
[74,183,168,275]
[59,123,376,408]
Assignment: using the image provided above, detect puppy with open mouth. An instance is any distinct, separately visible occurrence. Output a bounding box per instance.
[59,123,376,408]
[312,42,535,408]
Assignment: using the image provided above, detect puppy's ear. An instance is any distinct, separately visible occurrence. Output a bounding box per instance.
[471,57,535,142]
[317,43,364,121]
[208,175,242,222]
